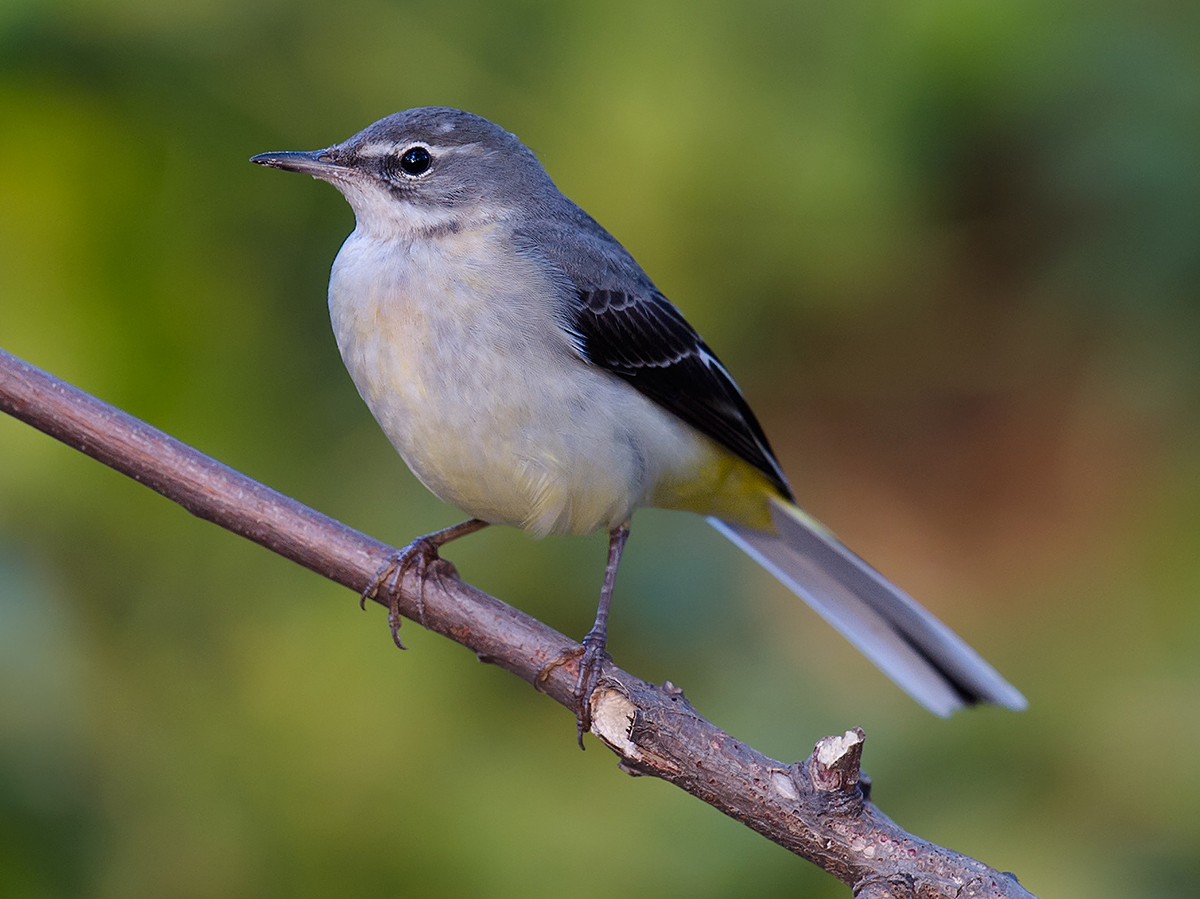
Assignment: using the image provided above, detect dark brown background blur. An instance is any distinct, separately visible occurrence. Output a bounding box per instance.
[1,2,1197,896]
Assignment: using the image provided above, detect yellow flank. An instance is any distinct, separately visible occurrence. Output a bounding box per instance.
[650,439,781,533]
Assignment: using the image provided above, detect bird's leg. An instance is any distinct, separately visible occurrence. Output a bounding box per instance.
[361,518,489,648]
[571,521,631,746]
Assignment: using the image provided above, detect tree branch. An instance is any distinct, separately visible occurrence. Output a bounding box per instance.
[0,347,1036,899]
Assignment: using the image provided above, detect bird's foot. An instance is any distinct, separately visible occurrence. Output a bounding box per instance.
[535,630,610,749]
[360,519,488,649]
[572,629,610,748]
[360,536,447,649]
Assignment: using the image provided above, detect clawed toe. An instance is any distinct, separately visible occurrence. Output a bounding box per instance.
[571,637,610,747]
[361,538,441,649]
[534,644,584,690]
[360,518,490,649]
[532,638,609,748]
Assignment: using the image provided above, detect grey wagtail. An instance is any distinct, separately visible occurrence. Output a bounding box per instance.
[252,107,1026,739]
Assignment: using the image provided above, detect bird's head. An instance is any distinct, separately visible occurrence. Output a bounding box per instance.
[252,107,555,239]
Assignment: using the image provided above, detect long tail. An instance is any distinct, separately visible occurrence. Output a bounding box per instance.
[709,496,1027,717]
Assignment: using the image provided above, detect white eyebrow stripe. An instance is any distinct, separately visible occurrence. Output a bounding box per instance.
[355,141,474,158]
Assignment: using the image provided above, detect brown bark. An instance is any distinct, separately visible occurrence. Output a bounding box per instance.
[0,347,1036,899]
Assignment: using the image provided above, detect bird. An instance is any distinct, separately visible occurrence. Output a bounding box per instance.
[251,107,1026,741]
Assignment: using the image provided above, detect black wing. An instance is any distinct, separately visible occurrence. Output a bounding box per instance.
[570,288,793,500]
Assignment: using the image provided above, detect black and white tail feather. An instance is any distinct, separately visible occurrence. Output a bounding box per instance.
[711,499,1027,716]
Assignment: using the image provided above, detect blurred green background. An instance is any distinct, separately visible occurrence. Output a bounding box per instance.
[2,0,1198,896]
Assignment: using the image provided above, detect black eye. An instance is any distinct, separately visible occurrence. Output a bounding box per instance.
[399,145,431,176]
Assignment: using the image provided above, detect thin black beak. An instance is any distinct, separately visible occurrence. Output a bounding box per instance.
[249,149,344,177]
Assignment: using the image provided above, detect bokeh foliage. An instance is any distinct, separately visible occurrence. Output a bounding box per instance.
[2,1,1198,896]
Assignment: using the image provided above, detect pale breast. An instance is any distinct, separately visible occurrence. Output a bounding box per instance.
[326,223,709,536]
